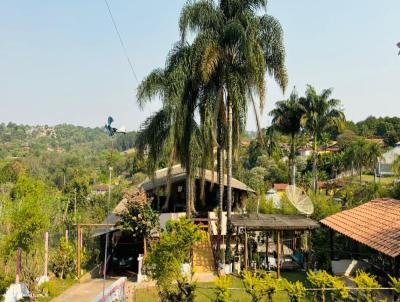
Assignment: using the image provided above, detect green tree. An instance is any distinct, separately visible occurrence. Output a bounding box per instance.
[180,0,288,260]
[367,143,382,183]
[116,188,159,254]
[300,85,345,192]
[144,217,201,302]
[270,88,305,185]
[50,237,75,279]
[136,43,206,217]
[4,176,49,255]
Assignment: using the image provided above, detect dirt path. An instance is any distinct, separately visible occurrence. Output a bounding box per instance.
[51,278,116,302]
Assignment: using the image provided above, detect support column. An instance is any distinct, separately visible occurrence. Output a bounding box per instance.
[277,231,281,279]
[76,224,81,278]
[265,232,269,269]
[244,228,248,270]
[16,247,22,284]
[44,232,49,276]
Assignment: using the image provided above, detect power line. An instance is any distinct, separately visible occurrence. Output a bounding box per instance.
[104,0,139,84]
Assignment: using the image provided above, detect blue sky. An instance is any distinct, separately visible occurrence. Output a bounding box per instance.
[0,1,399,131]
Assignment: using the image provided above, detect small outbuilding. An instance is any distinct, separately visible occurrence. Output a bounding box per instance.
[321,198,400,276]
[231,213,319,278]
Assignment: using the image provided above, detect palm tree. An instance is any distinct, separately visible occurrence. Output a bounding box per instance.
[270,89,305,185]
[136,43,203,217]
[300,85,345,192]
[367,143,383,183]
[179,1,288,253]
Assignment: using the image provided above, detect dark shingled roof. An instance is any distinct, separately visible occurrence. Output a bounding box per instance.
[231,213,319,231]
[140,164,255,193]
[320,198,400,258]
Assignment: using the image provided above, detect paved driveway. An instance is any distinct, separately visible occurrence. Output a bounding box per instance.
[51,278,116,302]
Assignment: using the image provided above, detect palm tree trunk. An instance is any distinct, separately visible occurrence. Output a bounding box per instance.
[227,97,232,220]
[186,167,191,218]
[226,91,233,263]
[217,138,223,261]
[312,136,318,192]
[290,134,296,186]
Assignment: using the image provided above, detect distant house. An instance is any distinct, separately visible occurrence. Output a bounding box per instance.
[298,147,313,157]
[321,199,400,276]
[378,143,400,176]
[91,184,110,195]
[273,183,289,191]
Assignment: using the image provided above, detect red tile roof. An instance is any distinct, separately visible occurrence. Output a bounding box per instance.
[274,183,289,191]
[320,199,400,257]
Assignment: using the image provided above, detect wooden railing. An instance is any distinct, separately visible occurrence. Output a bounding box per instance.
[191,217,219,271]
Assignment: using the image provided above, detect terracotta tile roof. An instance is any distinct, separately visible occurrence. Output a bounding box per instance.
[320,199,400,257]
[274,183,289,191]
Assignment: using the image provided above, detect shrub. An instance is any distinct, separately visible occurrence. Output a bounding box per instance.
[145,217,201,302]
[39,281,56,297]
[50,237,75,279]
[0,271,13,296]
[283,279,306,302]
[389,275,400,298]
[352,270,380,302]
[213,276,231,302]
[307,270,332,302]
[242,270,278,302]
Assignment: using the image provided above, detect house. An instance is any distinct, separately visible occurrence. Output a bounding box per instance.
[140,164,255,213]
[378,143,400,176]
[93,165,255,276]
[320,198,400,277]
[91,184,110,195]
[273,183,289,192]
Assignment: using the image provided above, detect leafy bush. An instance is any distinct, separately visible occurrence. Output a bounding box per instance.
[50,237,75,279]
[213,276,231,302]
[242,270,278,302]
[352,270,380,302]
[39,281,56,297]
[283,279,306,302]
[307,270,332,302]
[145,217,201,302]
[0,271,13,296]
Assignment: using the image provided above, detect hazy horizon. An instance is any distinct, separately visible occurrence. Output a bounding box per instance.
[1,1,399,131]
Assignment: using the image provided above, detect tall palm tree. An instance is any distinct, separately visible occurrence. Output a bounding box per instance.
[300,85,345,192]
[270,89,305,185]
[179,1,288,253]
[367,142,383,183]
[136,43,203,217]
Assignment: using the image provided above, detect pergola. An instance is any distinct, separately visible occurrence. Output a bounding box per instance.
[231,213,319,278]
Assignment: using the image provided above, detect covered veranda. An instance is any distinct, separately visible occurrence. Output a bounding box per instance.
[231,213,319,278]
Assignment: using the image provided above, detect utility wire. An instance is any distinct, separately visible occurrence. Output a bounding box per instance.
[104,0,139,84]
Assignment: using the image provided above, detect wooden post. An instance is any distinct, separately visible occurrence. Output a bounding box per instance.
[143,238,147,256]
[44,232,49,276]
[329,229,334,262]
[16,247,21,284]
[265,232,269,269]
[76,224,81,278]
[65,229,69,244]
[277,231,281,279]
[244,228,248,270]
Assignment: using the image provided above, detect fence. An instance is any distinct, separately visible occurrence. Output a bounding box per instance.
[90,277,127,302]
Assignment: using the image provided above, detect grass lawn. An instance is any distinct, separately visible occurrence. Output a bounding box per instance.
[132,272,313,302]
[37,278,76,302]
[344,174,395,185]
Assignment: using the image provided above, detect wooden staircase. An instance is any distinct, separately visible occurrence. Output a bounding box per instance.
[192,231,217,273]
